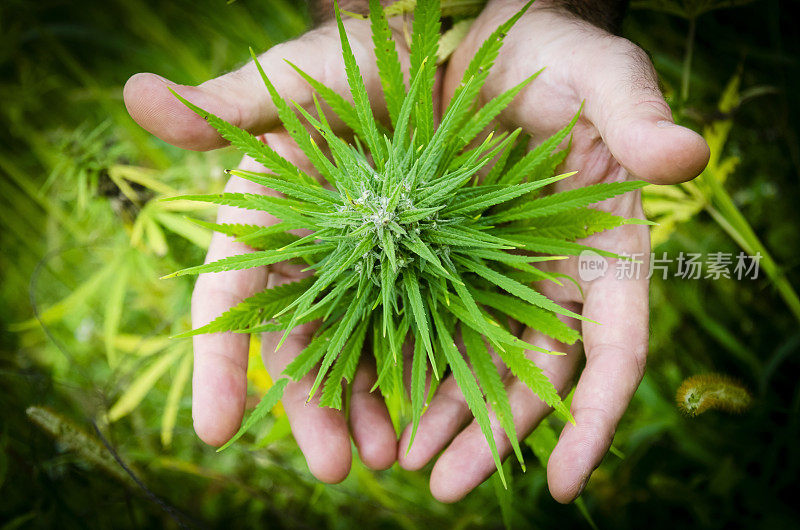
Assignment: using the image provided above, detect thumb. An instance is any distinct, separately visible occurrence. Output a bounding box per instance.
[123,21,377,151]
[581,42,710,184]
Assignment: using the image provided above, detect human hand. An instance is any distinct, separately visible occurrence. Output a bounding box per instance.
[123,13,429,482]
[397,0,710,503]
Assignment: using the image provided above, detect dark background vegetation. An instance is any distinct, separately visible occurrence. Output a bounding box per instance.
[1,0,798,528]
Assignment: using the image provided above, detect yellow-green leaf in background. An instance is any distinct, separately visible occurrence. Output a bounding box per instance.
[161,351,193,447]
[104,260,130,367]
[10,253,122,331]
[437,18,473,64]
[107,344,185,422]
[155,212,211,249]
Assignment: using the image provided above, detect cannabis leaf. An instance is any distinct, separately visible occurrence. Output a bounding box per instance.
[167,0,648,480]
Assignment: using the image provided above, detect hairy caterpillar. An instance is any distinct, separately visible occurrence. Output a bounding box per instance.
[676,374,753,417]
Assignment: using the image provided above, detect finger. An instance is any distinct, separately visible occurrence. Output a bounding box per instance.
[578,38,709,184]
[123,18,387,151]
[397,372,471,471]
[428,321,581,503]
[350,362,397,470]
[191,156,273,446]
[261,315,352,484]
[547,225,650,503]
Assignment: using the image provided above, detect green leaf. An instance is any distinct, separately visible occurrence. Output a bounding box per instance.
[283,328,336,381]
[431,308,506,486]
[497,345,573,424]
[462,325,525,469]
[285,60,364,138]
[472,288,580,344]
[335,3,385,165]
[217,378,290,451]
[249,49,339,187]
[407,334,428,450]
[320,318,369,409]
[369,0,405,126]
[103,262,129,367]
[162,193,317,226]
[161,351,192,447]
[174,278,314,337]
[403,270,438,379]
[164,244,334,278]
[307,286,373,399]
[444,173,572,216]
[409,0,441,145]
[499,106,581,185]
[447,1,533,123]
[511,236,629,258]
[454,70,541,151]
[493,181,649,223]
[525,207,654,240]
[169,88,314,186]
[229,169,337,205]
[454,255,588,322]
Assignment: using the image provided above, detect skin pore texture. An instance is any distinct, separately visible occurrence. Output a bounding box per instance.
[123,0,709,504]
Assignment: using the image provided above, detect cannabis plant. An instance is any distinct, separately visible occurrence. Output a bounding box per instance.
[165,0,646,481]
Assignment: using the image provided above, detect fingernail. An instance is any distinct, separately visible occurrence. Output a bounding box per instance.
[656,120,676,128]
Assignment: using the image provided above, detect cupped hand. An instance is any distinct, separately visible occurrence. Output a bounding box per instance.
[397,0,710,503]
[123,14,426,482]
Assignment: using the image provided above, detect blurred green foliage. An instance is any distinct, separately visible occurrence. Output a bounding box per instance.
[1,0,799,528]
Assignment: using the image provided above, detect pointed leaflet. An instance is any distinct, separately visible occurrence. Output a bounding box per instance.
[407,334,428,450]
[499,106,581,185]
[285,60,363,138]
[438,291,560,355]
[461,325,525,469]
[320,318,369,409]
[446,1,533,122]
[453,71,541,152]
[334,3,385,165]
[369,0,405,126]
[187,219,300,250]
[431,309,507,486]
[217,378,290,451]
[493,181,649,223]
[283,328,336,381]
[484,130,530,185]
[454,255,589,322]
[249,49,339,186]
[307,287,373,400]
[472,288,580,345]
[162,193,316,226]
[444,173,572,216]
[402,270,438,379]
[174,278,314,338]
[409,0,440,145]
[228,169,338,205]
[524,207,654,240]
[496,345,573,424]
[168,89,314,186]
[164,244,334,278]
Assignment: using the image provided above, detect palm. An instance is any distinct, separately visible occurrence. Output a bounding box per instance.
[396,3,707,503]
[124,0,708,504]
